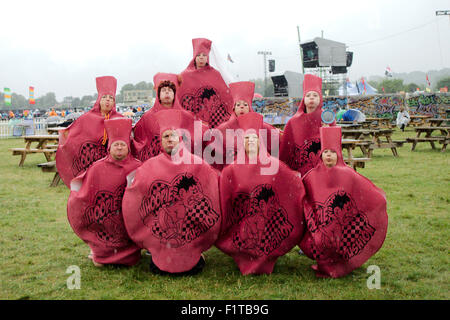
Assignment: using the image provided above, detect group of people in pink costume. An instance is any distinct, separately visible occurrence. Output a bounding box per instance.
[58,37,387,278]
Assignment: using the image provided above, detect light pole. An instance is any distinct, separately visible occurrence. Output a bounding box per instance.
[258,50,272,96]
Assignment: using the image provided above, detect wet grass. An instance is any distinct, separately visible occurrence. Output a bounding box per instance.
[0,129,448,300]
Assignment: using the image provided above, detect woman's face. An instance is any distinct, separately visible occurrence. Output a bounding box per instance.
[195,53,208,69]
[304,91,320,113]
[322,149,338,167]
[100,94,114,114]
[234,100,250,117]
[110,140,128,161]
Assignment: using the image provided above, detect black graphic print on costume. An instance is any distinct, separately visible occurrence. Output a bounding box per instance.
[72,137,108,176]
[181,86,231,128]
[229,184,293,257]
[287,138,321,174]
[83,183,131,247]
[139,173,219,248]
[138,135,161,162]
[306,190,376,261]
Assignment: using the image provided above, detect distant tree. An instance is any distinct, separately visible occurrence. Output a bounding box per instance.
[435,77,450,90]
[378,79,405,94]
[250,78,274,97]
[11,93,28,109]
[135,81,149,90]
[80,95,95,108]
[72,97,81,108]
[405,83,423,93]
[120,83,134,97]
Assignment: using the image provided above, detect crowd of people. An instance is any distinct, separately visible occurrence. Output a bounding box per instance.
[59,38,388,278]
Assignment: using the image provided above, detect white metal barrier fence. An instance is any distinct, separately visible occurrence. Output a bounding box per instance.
[0,118,48,138]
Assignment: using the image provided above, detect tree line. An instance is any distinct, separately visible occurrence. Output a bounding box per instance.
[0,81,155,111]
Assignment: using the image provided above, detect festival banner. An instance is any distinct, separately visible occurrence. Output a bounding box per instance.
[29,86,35,105]
[4,88,11,106]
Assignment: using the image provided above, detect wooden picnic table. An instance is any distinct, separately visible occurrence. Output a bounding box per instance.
[409,114,432,127]
[47,127,66,135]
[10,134,59,166]
[37,161,61,187]
[342,128,403,157]
[342,139,372,170]
[365,117,393,129]
[426,118,446,127]
[406,126,449,152]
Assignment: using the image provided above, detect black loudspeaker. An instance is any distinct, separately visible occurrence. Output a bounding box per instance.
[269,59,275,72]
[346,51,353,67]
[271,75,288,97]
[332,66,347,74]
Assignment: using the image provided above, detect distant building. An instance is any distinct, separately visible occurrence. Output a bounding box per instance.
[123,90,153,106]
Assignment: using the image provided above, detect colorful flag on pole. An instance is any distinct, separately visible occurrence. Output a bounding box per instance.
[29,86,35,105]
[4,88,11,106]
[227,53,234,63]
[426,74,431,87]
[361,77,367,93]
[385,66,392,77]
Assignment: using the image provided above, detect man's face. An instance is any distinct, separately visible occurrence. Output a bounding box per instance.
[234,100,250,117]
[110,140,128,161]
[244,133,259,156]
[195,53,208,68]
[159,86,174,105]
[161,129,180,155]
[322,149,338,167]
[304,91,320,113]
[100,94,114,114]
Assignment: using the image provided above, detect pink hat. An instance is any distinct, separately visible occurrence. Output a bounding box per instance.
[104,118,132,150]
[303,74,322,96]
[96,76,117,98]
[192,38,212,59]
[229,81,255,111]
[320,126,345,166]
[153,73,181,92]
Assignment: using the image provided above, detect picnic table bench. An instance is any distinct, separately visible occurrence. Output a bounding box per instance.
[409,115,433,127]
[365,117,393,129]
[406,126,449,152]
[342,128,402,157]
[10,135,59,166]
[37,161,61,187]
[47,127,66,135]
[342,139,371,170]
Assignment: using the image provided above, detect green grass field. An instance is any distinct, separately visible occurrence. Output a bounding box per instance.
[0,129,448,300]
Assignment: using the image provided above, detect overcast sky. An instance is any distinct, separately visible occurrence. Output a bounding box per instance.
[0,0,449,100]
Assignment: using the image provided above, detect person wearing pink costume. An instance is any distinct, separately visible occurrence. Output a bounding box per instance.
[56,76,124,187]
[216,112,305,275]
[177,38,233,129]
[67,118,142,267]
[205,81,280,171]
[280,74,333,177]
[299,126,388,278]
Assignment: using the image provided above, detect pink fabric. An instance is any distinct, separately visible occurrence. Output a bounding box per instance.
[206,82,279,171]
[300,126,388,278]
[104,118,132,150]
[122,110,221,273]
[280,74,324,176]
[215,113,305,275]
[67,153,142,266]
[177,38,233,128]
[56,76,123,187]
[132,109,207,162]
